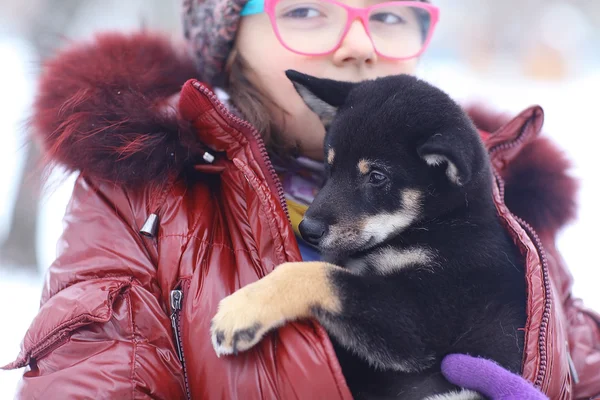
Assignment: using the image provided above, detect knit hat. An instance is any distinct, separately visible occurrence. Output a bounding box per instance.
[182,0,249,86]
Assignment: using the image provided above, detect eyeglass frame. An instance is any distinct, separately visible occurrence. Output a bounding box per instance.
[243,0,440,60]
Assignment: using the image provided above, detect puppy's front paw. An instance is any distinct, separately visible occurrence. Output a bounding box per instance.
[210,283,283,357]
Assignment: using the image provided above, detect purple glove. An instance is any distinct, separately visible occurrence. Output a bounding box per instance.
[441,354,549,400]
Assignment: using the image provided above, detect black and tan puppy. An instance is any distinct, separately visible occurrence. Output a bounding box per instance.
[210,71,527,400]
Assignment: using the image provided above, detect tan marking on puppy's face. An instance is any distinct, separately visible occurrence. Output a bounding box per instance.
[401,188,422,209]
[327,148,335,165]
[358,159,370,175]
[359,188,423,244]
[210,261,342,356]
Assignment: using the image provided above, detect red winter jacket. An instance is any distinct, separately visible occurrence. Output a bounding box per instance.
[3,31,599,400]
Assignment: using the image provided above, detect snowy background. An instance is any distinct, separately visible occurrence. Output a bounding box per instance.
[0,0,599,397]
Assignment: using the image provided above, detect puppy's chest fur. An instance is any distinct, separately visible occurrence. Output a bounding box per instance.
[344,244,439,276]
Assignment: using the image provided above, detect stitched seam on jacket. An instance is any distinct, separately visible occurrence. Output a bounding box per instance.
[47,275,137,301]
[234,159,286,266]
[127,291,137,399]
[167,187,211,284]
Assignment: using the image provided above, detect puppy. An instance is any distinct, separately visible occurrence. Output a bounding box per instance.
[210,71,527,400]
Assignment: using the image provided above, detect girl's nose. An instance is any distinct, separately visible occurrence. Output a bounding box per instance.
[332,20,378,67]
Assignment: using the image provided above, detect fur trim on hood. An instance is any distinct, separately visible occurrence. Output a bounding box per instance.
[31,31,578,233]
[33,31,203,190]
[503,136,578,234]
[464,104,578,233]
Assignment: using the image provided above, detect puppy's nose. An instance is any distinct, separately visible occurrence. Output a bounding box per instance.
[299,218,327,246]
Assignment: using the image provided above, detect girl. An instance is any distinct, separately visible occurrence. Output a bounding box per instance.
[3,0,599,398]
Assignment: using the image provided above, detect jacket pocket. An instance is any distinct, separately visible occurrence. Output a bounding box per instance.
[2,277,131,370]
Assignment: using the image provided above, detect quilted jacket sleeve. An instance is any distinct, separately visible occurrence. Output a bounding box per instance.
[3,176,186,400]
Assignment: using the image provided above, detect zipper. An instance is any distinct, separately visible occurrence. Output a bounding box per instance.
[487,121,531,159]
[512,212,552,388]
[170,288,191,400]
[489,133,551,388]
[192,81,290,221]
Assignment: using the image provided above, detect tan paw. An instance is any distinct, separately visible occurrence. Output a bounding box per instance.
[210,261,341,357]
[210,283,284,357]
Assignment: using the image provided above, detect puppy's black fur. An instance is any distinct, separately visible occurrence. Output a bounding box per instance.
[288,70,527,400]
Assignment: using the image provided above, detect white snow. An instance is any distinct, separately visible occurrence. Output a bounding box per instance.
[0,268,43,396]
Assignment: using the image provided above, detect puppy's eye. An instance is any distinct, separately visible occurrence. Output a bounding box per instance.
[368,171,388,185]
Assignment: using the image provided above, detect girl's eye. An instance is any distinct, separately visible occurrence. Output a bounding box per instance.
[369,171,388,185]
[283,7,322,18]
[370,12,405,24]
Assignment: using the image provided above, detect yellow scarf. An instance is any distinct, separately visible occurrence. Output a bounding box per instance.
[286,198,309,236]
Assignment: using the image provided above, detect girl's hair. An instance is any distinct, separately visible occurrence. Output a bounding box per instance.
[224,50,299,159]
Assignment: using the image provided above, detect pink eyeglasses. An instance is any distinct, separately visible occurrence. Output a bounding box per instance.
[263,0,439,60]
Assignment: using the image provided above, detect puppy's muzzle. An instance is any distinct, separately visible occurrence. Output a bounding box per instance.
[299,217,328,246]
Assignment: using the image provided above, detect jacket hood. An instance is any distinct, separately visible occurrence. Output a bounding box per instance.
[31,31,577,233]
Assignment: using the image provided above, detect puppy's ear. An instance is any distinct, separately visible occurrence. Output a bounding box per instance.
[417,132,478,186]
[285,69,355,127]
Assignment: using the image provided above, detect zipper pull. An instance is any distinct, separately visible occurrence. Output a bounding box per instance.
[170,290,184,362]
[566,344,579,385]
[170,289,183,312]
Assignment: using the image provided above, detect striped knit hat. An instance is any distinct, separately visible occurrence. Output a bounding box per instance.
[182,0,249,86]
